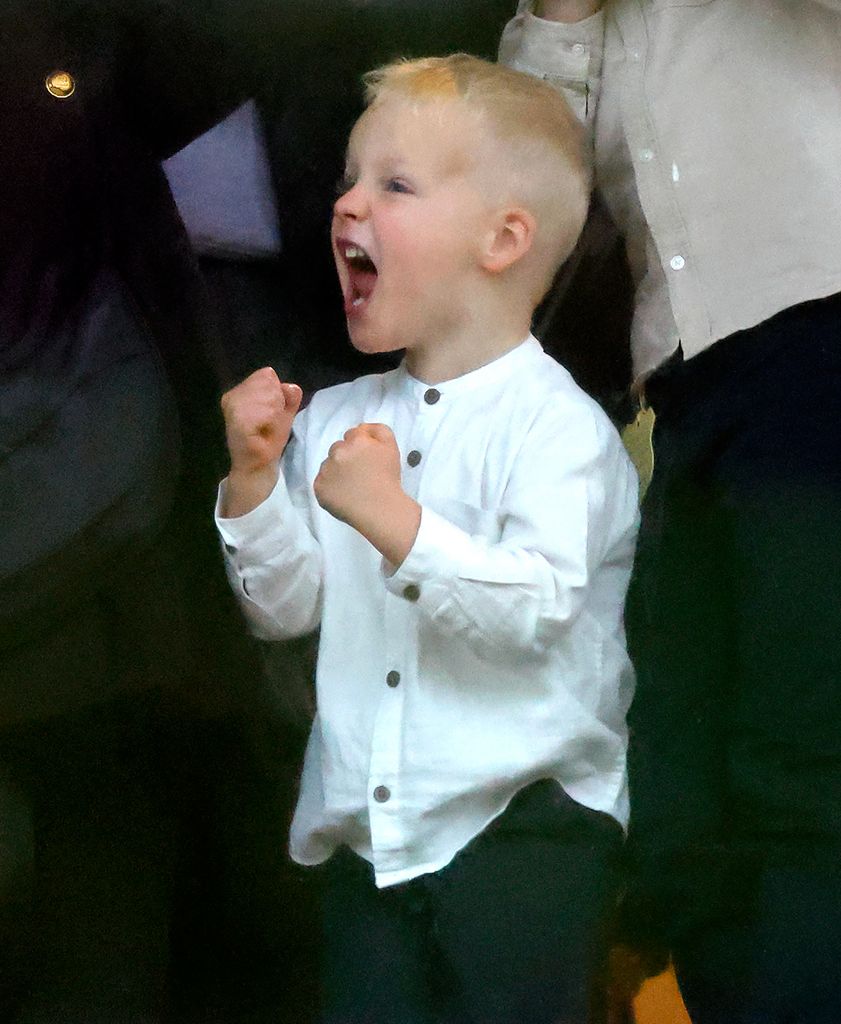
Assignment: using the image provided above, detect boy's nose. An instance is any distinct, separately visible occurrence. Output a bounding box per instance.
[334,181,368,221]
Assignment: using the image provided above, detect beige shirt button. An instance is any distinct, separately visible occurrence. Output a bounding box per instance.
[572,43,586,55]
[45,71,76,99]
[640,148,655,162]
[670,255,686,271]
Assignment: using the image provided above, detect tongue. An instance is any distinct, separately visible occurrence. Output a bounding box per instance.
[345,265,377,314]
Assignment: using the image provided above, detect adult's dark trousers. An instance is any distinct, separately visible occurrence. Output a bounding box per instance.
[624,292,841,1023]
[319,779,623,1024]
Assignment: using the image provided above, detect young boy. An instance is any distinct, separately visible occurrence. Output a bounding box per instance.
[216,54,639,1024]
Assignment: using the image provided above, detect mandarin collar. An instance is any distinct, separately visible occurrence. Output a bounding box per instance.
[395,335,543,402]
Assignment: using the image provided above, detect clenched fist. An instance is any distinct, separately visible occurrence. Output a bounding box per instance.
[314,423,421,567]
[220,367,302,518]
[222,367,302,473]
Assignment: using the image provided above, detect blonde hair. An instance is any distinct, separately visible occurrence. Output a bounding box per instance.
[362,54,591,296]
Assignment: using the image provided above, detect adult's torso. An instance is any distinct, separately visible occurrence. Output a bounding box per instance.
[594,0,841,377]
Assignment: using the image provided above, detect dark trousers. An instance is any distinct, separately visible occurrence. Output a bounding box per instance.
[0,694,184,1024]
[625,292,841,1022]
[320,780,622,1024]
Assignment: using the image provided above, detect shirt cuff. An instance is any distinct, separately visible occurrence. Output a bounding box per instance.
[384,507,529,605]
[510,8,604,83]
[215,472,299,567]
[384,507,466,596]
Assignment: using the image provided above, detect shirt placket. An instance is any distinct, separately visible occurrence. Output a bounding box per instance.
[614,3,712,349]
[367,385,444,869]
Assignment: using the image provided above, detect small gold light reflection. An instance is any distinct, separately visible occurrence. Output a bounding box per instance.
[45,71,76,99]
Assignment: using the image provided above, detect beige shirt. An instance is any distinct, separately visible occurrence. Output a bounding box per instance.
[501,0,841,380]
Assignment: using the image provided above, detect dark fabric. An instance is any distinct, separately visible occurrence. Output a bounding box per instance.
[623,293,841,989]
[320,780,623,1024]
[0,694,185,1024]
[0,269,179,653]
[164,709,320,1024]
[674,865,841,1024]
[535,193,635,427]
[0,5,323,1021]
[0,0,270,721]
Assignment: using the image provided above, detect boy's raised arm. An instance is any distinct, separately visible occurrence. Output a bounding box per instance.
[216,368,324,641]
[220,368,302,519]
[313,424,422,569]
[380,405,636,662]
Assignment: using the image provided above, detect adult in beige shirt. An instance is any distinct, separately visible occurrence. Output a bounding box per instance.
[502,4,841,1023]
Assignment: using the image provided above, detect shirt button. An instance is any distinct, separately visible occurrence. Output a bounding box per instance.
[407,450,422,467]
[572,42,586,55]
[424,388,441,405]
[373,785,391,803]
[402,584,421,602]
[639,148,654,162]
[670,255,686,271]
[631,50,641,62]
[386,670,401,688]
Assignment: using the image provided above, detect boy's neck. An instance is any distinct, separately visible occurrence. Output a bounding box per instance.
[403,303,533,385]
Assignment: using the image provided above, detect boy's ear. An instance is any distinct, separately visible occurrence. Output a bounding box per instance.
[479,207,537,275]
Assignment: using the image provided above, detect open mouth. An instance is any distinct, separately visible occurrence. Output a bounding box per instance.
[338,239,378,316]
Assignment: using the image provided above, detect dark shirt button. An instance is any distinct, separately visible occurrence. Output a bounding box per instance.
[373,785,391,803]
[402,584,421,603]
[424,388,441,405]
[386,670,401,688]
[407,450,422,467]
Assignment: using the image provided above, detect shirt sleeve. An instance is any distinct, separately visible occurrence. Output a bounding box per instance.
[498,2,605,133]
[385,401,639,660]
[214,428,324,641]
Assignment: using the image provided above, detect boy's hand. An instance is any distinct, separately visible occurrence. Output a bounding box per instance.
[220,367,302,518]
[537,0,602,21]
[314,424,421,567]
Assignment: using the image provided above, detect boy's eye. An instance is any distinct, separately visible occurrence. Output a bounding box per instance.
[384,178,412,195]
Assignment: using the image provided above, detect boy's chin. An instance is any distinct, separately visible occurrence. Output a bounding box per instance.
[347,323,402,356]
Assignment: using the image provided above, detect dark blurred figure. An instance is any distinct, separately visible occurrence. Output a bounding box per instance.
[0,2,332,1021]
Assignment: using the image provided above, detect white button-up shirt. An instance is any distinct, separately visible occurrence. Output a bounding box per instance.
[501,1,841,380]
[216,337,639,887]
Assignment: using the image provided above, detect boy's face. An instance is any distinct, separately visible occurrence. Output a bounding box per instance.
[332,96,491,357]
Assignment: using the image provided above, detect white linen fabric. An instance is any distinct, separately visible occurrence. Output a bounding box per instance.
[216,336,639,887]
